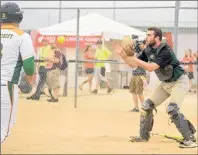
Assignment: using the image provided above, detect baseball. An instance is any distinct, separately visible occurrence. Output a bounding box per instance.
[57,36,65,44]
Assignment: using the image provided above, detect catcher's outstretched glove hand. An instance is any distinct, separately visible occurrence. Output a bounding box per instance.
[112,39,138,69]
[112,36,135,57]
[121,36,135,56]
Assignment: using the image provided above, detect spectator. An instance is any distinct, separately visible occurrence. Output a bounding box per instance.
[79,45,94,93]
[187,49,195,92]
[45,43,61,102]
[27,38,52,100]
[193,51,198,72]
[92,40,113,94]
[181,50,189,74]
[181,49,195,92]
[129,41,147,112]
[104,62,113,88]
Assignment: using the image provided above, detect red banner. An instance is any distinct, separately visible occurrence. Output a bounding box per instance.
[163,32,173,49]
[34,34,101,48]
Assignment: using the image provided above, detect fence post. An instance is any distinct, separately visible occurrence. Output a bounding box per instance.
[74,9,80,108]
[174,1,180,57]
[58,1,62,23]
[63,68,68,97]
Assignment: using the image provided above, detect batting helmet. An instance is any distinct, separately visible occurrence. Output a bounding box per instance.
[0,2,23,24]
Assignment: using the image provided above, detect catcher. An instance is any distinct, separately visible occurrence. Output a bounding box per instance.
[113,27,197,148]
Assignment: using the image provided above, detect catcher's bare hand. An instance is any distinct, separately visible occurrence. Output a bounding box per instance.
[112,41,125,57]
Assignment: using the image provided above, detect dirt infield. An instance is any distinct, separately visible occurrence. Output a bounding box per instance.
[1,89,197,154]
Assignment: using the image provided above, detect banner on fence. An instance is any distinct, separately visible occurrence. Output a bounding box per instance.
[31,31,101,49]
[163,32,173,49]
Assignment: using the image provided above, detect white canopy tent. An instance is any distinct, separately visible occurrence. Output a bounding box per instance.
[38,13,146,40]
[36,13,148,89]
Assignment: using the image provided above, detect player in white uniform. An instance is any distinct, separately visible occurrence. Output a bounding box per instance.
[1,2,35,143]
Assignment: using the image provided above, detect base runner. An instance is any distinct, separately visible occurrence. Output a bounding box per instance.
[1,2,35,143]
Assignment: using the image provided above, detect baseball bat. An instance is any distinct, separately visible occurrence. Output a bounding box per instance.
[151,133,184,142]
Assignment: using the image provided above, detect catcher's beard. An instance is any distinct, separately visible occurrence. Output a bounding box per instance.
[148,40,156,47]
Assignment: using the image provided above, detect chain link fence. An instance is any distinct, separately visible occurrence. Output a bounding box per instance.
[17,3,197,107]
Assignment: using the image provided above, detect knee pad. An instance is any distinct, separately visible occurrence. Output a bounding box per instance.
[167,103,196,141]
[139,99,155,140]
[167,103,179,119]
[141,99,155,116]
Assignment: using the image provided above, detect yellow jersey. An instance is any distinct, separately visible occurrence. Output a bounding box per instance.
[95,46,112,67]
[38,45,52,67]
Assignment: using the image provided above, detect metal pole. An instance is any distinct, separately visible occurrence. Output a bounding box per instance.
[47,12,50,26]
[113,0,116,20]
[58,1,67,97]
[74,9,80,108]
[58,1,62,23]
[174,1,180,56]
[21,6,177,10]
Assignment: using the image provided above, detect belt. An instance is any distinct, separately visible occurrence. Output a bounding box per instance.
[164,73,184,83]
[164,79,176,83]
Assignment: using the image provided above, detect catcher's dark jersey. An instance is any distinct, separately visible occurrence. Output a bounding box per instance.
[138,44,184,82]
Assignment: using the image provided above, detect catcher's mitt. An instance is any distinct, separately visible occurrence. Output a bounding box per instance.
[121,36,135,56]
